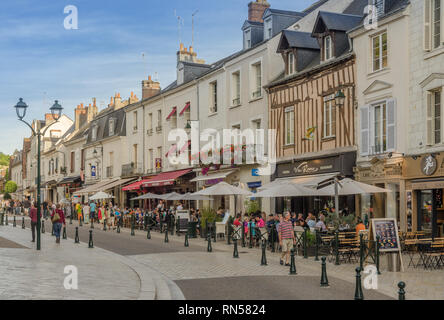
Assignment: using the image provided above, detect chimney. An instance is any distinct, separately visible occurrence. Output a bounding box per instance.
[87,98,98,123]
[74,104,88,131]
[142,75,161,100]
[248,0,270,23]
[177,42,205,64]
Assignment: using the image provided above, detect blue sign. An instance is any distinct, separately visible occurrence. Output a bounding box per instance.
[251,168,259,176]
[91,165,96,177]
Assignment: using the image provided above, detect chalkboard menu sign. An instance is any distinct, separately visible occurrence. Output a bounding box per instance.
[371,218,401,253]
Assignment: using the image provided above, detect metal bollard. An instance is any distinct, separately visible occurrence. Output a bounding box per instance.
[171,219,175,236]
[103,219,107,231]
[271,228,275,252]
[376,235,381,275]
[164,225,169,243]
[62,226,67,240]
[248,222,253,249]
[117,223,120,233]
[160,220,163,234]
[398,281,406,300]
[242,224,246,248]
[359,233,364,270]
[5,213,8,226]
[261,239,267,266]
[207,233,212,252]
[320,257,329,287]
[22,217,25,229]
[289,248,297,275]
[131,217,135,236]
[51,223,55,236]
[354,267,364,300]
[79,218,83,227]
[147,226,151,239]
[74,227,80,243]
[41,220,45,233]
[184,232,189,247]
[90,219,94,229]
[0,211,4,226]
[69,214,73,225]
[334,231,340,265]
[233,237,239,258]
[13,216,16,227]
[88,230,94,248]
[303,227,308,259]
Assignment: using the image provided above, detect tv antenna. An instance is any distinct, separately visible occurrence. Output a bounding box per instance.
[141,52,148,77]
[174,10,184,45]
[192,10,199,48]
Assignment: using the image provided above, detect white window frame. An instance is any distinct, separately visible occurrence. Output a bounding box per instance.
[109,118,115,136]
[250,59,262,100]
[288,51,296,75]
[284,107,295,145]
[244,29,251,49]
[372,102,387,154]
[323,95,336,138]
[265,18,272,40]
[210,81,218,113]
[427,88,443,145]
[324,35,333,61]
[133,111,138,132]
[372,31,388,72]
[432,0,442,49]
[231,70,241,107]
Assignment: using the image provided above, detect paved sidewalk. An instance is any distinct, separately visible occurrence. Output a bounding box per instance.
[0,223,151,300]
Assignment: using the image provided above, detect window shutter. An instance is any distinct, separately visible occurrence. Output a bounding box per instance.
[360,106,370,156]
[424,0,432,51]
[386,98,397,151]
[426,91,433,145]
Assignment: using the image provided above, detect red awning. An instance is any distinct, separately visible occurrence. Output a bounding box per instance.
[122,179,150,191]
[179,141,191,154]
[165,144,177,158]
[142,169,192,188]
[179,102,191,116]
[166,107,177,120]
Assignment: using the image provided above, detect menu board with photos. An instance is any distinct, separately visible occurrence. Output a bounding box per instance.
[371,218,401,252]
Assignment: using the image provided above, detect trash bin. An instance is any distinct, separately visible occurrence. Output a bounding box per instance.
[188,221,198,238]
[387,252,401,272]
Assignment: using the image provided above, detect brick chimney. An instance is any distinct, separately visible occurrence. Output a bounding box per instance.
[177,42,206,64]
[74,104,88,131]
[142,75,161,100]
[87,98,98,123]
[248,0,270,23]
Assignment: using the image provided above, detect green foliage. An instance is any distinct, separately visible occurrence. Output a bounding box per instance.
[305,230,316,246]
[324,209,356,230]
[200,207,217,229]
[244,199,260,215]
[3,192,11,200]
[4,181,17,194]
[0,153,10,167]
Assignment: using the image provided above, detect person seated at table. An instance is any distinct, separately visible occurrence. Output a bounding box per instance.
[315,214,327,232]
[296,213,305,226]
[307,215,316,229]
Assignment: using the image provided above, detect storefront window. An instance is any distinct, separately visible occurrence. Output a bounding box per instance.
[420,190,433,236]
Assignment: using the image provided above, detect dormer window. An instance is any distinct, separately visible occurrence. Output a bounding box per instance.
[109,118,115,136]
[324,35,333,61]
[91,125,98,141]
[264,18,272,40]
[244,29,251,49]
[287,52,296,75]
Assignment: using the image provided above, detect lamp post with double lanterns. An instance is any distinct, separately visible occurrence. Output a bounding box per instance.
[14,98,63,250]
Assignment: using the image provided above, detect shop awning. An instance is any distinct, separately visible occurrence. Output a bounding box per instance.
[261,172,339,190]
[179,102,190,116]
[165,144,177,158]
[102,178,137,191]
[142,169,192,187]
[122,179,151,191]
[73,178,119,196]
[44,180,57,187]
[166,107,177,120]
[190,170,236,182]
[58,176,81,185]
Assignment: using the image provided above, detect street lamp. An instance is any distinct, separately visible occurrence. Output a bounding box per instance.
[334,90,346,107]
[14,98,63,250]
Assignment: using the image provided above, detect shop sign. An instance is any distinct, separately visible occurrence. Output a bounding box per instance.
[91,165,96,177]
[421,155,437,176]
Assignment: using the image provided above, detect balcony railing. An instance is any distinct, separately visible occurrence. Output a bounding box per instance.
[106,166,113,178]
[121,162,143,177]
[252,90,262,99]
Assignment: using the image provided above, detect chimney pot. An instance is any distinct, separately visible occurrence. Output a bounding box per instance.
[148,75,152,81]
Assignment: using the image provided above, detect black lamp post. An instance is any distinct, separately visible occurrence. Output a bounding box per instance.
[14,98,63,250]
[334,90,346,107]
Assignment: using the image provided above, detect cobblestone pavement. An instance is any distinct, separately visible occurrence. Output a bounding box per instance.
[0,224,142,300]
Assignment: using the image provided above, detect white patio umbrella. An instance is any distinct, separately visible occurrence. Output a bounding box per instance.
[193,182,252,215]
[89,191,115,200]
[158,192,184,200]
[316,178,391,196]
[130,193,162,201]
[182,193,213,201]
[252,183,317,198]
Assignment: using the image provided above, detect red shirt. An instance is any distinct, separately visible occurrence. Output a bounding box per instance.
[279,220,294,239]
[29,208,41,223]
[51,209,66,224]
[233,218,241,227]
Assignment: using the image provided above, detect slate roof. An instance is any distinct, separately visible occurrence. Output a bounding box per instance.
[264,9,306,18]
[278,30,320,52]
[313,11,363,34]
[85,107,126,145]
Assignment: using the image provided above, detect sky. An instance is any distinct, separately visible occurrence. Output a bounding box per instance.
[0,0,315,155]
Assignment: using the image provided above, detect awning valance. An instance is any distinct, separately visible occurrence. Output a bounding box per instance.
[102,178,136,191]
[165,144,177,158]
[179,141,191,154]
[142,169,192,188]
[190,170,236,182]
[179,102,190,116]
[73,178,119,196]
[166,107,177,120]
[58,176,81,185]
[122,180,150,191]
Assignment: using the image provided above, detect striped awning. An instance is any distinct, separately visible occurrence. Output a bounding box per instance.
[166,107,177,120]
[179,141,191,154]
[179,102,190,116]
[165,144,177,158]
[142,169,192,188]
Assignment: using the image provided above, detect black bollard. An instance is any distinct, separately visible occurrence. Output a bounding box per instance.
[74,227,80,243]
[62,226,67,240]
[320,256,329,287]
[359,233,364,270]
[22,217,25,229]
[41,220,45,233]
[0,212,4,226]
[314,231,320,261]
[233,237,239,258]
[117,223,120,233]
[398,281,406,300]
[147,226,151,239]
[376,235,381,275]
[5,213,8,226]
[242,224,246,248]
[79,218,83,227]
[303,227,308,259]
[164,226,169,243]
[69,214,73,225]
[260,239,267,266]
[354,267,364,300]
[88,230,94,248]
[51,223,55,236]
[207,233,212,252]
[90,219,94,229]
[13,216,16,227]
[212,223,216,243]
[289,248,297,275]
[160,220,163,234]
[248,222,253,249]
[271,228,275,252]
[171,219,174,236]
[184,232,189,247]
[131,217,135,237]
[103,219,107,231]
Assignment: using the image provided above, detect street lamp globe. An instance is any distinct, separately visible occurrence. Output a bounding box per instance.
[334,90,346,107]
[14,98,28,120]
[50,100,63,121]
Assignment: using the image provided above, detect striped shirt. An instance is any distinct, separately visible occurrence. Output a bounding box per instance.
[279,220,294,239]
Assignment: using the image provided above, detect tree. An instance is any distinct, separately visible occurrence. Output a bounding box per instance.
[3,192,11,200]
[4,181,17,194]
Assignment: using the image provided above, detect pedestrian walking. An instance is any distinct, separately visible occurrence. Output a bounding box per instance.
[83,203,90,224]
[29,203,41,242]
[279,212,296,266]
[90,201,96,224]
[51,204,66,244]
